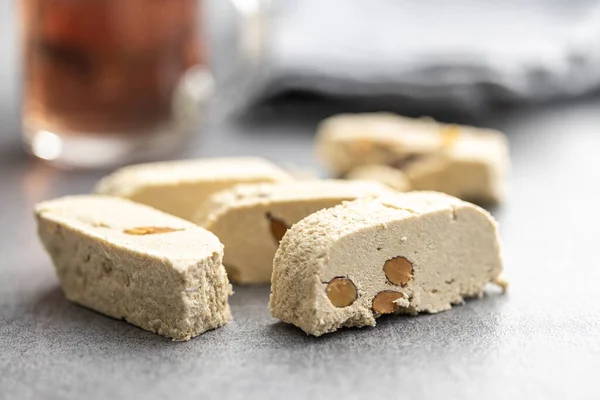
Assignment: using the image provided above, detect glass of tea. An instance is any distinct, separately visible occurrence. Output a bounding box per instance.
[20,0,258,168]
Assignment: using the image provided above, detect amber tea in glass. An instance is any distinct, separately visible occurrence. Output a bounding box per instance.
[21,0,207,167]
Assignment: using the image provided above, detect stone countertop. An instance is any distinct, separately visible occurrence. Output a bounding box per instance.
[2,95,600,399]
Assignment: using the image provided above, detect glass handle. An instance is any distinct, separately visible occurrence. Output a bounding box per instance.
[208,0,271,117]
[231,0,270,63]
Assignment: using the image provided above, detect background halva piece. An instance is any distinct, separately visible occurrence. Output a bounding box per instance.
[93,157,293,221]
[345,164,411,192]
[316,113,443,175]
[316,112,509,204]
[402,132,508,204]
[270,191,503,336]
[35,195,232,341]
[195,180,394,284]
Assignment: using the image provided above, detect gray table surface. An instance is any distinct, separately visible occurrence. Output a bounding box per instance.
[2,3,600,399]
[2,95,600,400]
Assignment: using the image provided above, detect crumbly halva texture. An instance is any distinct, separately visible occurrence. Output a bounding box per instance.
[402,133,508,204]
[35,195,232,341]
[316,113,509,204]
[93,157,293,220]
[194,180,394,284]
[345,164,411,192]
[269,191,503,336]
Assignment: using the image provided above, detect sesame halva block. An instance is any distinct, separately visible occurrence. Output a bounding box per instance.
[269,191,503,336]
[35,195,231,341]
[94,157,293,220]
[195,180,393,284]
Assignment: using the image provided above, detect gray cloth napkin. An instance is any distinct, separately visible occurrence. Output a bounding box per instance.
[262,0,600,106]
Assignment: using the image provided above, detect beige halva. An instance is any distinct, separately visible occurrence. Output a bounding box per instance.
[94,157,293,220]
[35,195,231,341]
[345,164,411,192]
[316,113,509,204]
[195,180,393,284]
[269,191,503,336]
[36,146,508,340]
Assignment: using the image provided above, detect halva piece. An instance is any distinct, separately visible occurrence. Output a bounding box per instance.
[194,180,394,284]
[35,195,232,341]
[316,113,509,204]
[94,157,293,220]
[402,132,507,204]
[345,164,411,192]
[269,191,503,336]
[316,113,444,175]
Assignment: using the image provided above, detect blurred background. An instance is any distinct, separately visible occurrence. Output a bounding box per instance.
[2,0,600,169]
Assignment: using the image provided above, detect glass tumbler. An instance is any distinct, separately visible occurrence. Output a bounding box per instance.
[20,0,227,168]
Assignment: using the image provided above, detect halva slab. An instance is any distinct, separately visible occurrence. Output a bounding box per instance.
[35,195,231,341]
[94,157,293,220]
[195,180,393,284]
[345,164,411,192]
[269,191,503,336]
[316,113,509,204]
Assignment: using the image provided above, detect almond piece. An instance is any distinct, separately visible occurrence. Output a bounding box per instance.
[349,139,373,154]
[372,291,405,314]
[383,256,413,286]
[326,277,357,307]
[123,226,182,235]
[390,154,422,170]
[441,125,461,147]
[266,213,289,243]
